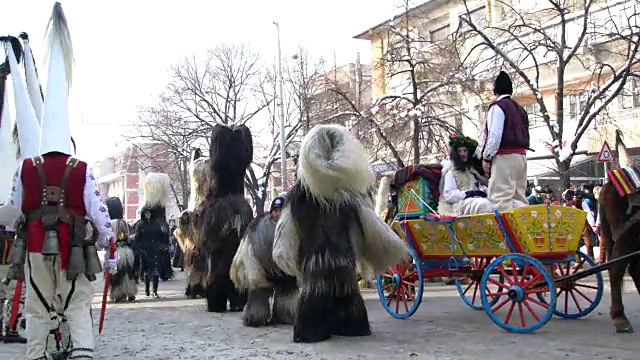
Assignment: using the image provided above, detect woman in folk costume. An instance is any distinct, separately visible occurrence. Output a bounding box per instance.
[3,3,118,359]
[438,134,494,216]
[134,173,172,298]
[175,148,209,298]
[189,124,253,313]
[272,124,409,343]
[107,197,138,302]
[230,196,298,327]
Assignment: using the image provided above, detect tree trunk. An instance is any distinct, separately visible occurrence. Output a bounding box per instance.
[412,116,420,165]
[255,197,266,216]
[558,159,571,190]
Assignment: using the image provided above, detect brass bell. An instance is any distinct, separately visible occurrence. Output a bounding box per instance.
[5,263,24,281]
[7,237,27,265]
[42,230,60,256]
[83,241,103,282]
[66,246,85,281]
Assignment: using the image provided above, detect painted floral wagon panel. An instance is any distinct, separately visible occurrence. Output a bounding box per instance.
[451,213,507,256]
[502,205,550,254]
[549,206,586,252]
[402,219,457,257]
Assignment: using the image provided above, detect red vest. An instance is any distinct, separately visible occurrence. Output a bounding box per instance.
[489,97,530,156]
[21,153,88,269]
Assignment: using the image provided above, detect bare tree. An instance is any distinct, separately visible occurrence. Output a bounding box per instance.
[370,0,482,165]
[243,63,303,215]
[159,43,287,212]
[286,46,328,135]
[164,44,271,135]
[128,103,200,208]
[460,0,640,187]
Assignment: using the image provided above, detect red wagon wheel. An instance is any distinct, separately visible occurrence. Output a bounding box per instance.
[455,257,504,310]
[377,250,424,319]
[536,251,604,319]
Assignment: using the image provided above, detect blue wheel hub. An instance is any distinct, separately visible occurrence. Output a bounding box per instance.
[507,285,525,302]
[393,274,402,287]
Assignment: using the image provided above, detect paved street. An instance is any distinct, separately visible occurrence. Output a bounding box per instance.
[3,268,639,359]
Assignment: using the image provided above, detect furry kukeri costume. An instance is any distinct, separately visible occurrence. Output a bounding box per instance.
[231,197,297,327]
[107,197,137,302]
[175,148,210,298]
[191,124,253,312]
[188,148,210,211]
[135,173,173,298]
[374,177,390,217]
[272,124,409,343]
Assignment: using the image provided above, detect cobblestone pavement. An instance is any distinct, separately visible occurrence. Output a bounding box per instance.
[3,269,639,360]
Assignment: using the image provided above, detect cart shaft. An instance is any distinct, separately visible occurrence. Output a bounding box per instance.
[550,249,640,286]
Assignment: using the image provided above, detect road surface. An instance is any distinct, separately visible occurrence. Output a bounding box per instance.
[3,267,639,359]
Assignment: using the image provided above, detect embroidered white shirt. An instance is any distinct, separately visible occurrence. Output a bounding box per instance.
[482,94,509,160]
[442,170,488,203]
[9,161,113,247]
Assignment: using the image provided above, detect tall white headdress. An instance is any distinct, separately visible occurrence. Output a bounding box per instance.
[0,70,18,202]
[6,40,41,158]
[21,34,44,123]
[39,2,75,155]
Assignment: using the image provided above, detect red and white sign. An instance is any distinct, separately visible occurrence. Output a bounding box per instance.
[597,141,615,162]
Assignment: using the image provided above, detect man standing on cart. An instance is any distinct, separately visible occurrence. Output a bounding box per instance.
[480,71,530,211]
[439,134,495,216]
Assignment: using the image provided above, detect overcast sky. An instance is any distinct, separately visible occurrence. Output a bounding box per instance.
[3,0,402,162]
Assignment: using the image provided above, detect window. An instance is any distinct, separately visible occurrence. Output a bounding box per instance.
[453,113,463,132]
[429,24,450,43]
[523,103,542,126]
[564,91,588,120]
[619,78,640,110]
[619,5,640,33]
[459,6,487,31]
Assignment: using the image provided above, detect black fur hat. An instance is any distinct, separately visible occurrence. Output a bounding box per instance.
[493,71,513,95]
[106,197,124,220]
[209,124,253,196]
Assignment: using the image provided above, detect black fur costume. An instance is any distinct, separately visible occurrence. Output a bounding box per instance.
[230,209,298,327]
[272,124,409,343]
[106,197,138,302]
[190,124,253,312]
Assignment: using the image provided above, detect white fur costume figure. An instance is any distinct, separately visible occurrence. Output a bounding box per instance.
[272,124,409,343]
[374,176,390,218]
[438,134,494,217]
[230,196,297,327]
[107,197,137,302]
[175,148,209,298]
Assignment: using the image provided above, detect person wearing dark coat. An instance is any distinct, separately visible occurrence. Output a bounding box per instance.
[170,227,184,271]
[135,207,171,298]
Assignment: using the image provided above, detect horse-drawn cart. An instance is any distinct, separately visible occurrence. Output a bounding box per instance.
[378,165,605,333]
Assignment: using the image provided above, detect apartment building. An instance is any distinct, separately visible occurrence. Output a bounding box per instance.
[92,141,182,222]
[306,60,373,130]
[355,0,640,184]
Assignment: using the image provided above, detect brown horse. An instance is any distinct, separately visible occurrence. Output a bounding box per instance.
[598,129,640,333]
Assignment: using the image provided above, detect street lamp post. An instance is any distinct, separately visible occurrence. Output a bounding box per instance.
[273,21,288,192]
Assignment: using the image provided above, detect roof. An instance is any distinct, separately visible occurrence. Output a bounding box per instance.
[353,0,445,40]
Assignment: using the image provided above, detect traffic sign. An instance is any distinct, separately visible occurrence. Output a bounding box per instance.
[598,141,615,162]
